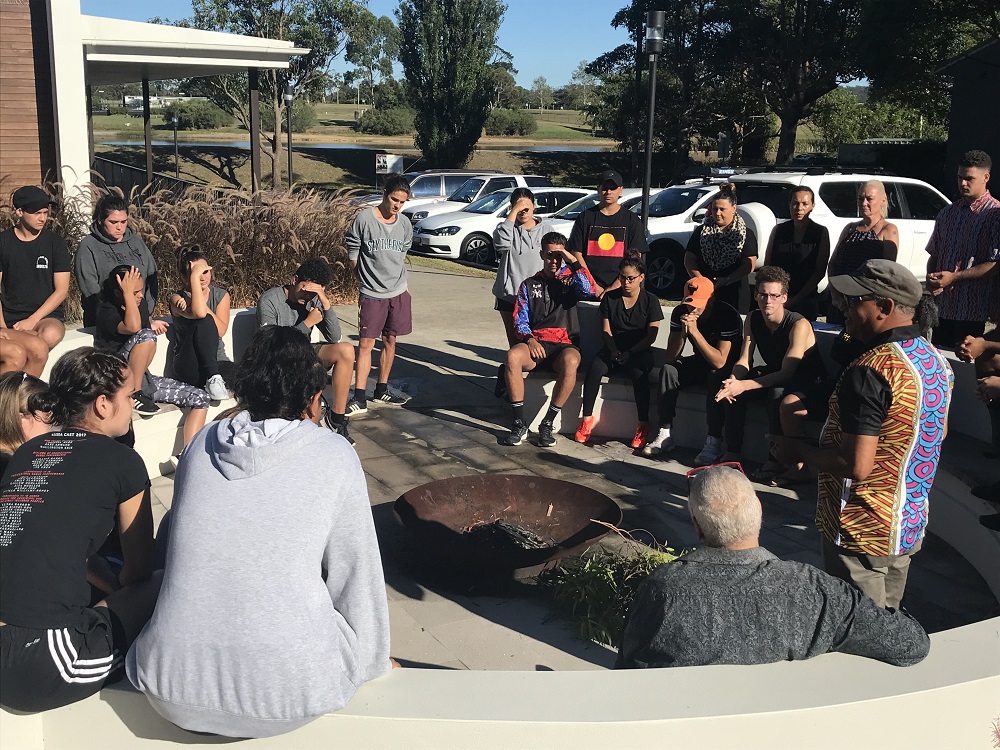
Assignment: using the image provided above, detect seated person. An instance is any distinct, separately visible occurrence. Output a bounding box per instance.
[94,265,209,449]
[500,232,595,447]
[0,348,160,712]
[615,465,930,669]
[712,266,827,479]
[126,326,392,739]
[641,277,742,458]
[256,257,356,443]
[958,329,1000,508]
[576,253,663,448]
[0,186,70,376]
[0,370,54,475]
[168,245,232,401]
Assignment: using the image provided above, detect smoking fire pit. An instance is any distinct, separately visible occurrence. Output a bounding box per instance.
[393,475,622,576]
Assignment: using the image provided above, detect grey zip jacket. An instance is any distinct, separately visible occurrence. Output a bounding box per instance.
[492,219,550,304]
[75,223,158,325]
[126,412,391,738]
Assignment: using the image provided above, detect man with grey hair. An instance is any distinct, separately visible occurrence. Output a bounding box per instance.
[615,466,929,669]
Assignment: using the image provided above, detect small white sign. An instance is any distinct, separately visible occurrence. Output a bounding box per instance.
[376,154,404,174]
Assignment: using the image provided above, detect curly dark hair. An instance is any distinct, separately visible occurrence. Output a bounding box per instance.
[294,257,332,286]
[48,348,130,428]
[959,150,991,171]
[231,326,327,421]
[383,174,412,197]
[754,265,791,295]
[92,193,130,226]
[541,231,568,250]
[620,254,646,275]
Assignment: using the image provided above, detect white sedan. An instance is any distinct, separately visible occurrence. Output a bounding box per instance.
[410,187,590,265]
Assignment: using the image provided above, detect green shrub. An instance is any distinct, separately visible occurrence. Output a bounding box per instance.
[162,100,235,130]
[260,102,318,134]
[484,108,538,136]
[354,107,415,136]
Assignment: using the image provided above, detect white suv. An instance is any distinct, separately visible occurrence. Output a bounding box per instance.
[644,170,950,297]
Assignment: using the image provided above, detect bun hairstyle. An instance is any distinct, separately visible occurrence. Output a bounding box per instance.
[620,251,646,275]
[0,372,56,453]
[177,244,208,278]
[715,182,738,206]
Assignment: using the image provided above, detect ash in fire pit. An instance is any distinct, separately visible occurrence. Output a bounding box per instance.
[394,475,621,576]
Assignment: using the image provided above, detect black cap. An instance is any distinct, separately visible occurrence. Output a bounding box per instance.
[12,186,53,213]
[829,259,923,307]
[597,170,624,188]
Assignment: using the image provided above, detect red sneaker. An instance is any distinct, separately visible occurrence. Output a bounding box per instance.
[574,416,596,443]
[630,422,649,449]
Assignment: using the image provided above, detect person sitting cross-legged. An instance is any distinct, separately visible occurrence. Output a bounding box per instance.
[614,465,930,669]
[641,276,742,458]
[500,232,596,447]
[256,257,356,444]
[576,253,663,448]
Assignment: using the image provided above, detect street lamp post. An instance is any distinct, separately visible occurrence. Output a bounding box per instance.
[641,11,665,233]
[171,114,179,178]
[283,84,294,188]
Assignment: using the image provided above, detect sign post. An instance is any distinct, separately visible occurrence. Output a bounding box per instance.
[375,153,405,189]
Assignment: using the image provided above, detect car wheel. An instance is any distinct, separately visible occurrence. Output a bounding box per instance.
[645,243,685,298]
[460,233,494,265]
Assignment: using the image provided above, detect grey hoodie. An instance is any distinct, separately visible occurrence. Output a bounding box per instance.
[492,219,549,304]
[75,224,158,325]
[126,412,390,738]
[345,207,412,299]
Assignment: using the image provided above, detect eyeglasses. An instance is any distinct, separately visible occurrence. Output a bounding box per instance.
[755,291,786,301]
[685,461,745,488]
[619,274,641,283]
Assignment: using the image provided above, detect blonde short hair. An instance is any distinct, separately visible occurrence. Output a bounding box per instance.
[860,180,889,219]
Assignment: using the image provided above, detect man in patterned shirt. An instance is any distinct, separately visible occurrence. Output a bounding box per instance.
[926,150,999,349]
[772,260,954,609]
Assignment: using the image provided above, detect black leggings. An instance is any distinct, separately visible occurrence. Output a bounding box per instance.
[582,349,654,421]
[172,317,221,388]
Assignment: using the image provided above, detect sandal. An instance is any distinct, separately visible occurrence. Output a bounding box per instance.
[773,467,813,488]
[750,461,784,485]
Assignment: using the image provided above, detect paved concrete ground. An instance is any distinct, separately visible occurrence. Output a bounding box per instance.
[148,264,999,671]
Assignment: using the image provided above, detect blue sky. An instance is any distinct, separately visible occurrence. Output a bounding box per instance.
[79,1,632,88]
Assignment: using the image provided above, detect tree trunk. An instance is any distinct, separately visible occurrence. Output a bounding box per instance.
[775,109,801,165]
[272,103,283,187]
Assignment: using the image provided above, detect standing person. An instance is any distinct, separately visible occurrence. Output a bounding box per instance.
[762,186,831,321]
[712,266,826,477]
[168,246,231,401]
[575,254,663,448]
[641,277,743,458]
[0,348,160,713]
[826,180,899,324]
[500,233,595,447]
[568,170,648,297]
[345,174,413,414]
[0,186,70,376]
[256,258,356,443]
[925,150,999,349]
[75,193,160,329]
[684,183,758,314]
[492,188,547,397]
[126,327,392,739]
[773,260,953,609]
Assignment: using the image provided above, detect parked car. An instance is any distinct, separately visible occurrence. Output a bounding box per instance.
[351,170,503,208]
[545,188,665,237]
[410,187,590,265]
[643,170,951,298]
[403,174,554,223]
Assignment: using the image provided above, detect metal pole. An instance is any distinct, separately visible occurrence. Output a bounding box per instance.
[173,117,179,178]
[641,52,659,233]
[286,106,293,187]
[142,77,153,189]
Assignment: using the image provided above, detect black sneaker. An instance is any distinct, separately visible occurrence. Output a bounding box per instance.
[499,421,528,446]
[372,388,407,405]
[132,391,160,416]
[345,398,368,415]
[322,411,356,446]
[537,419,556,448]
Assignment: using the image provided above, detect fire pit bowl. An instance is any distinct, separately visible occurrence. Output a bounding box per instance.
[393,475,622,575]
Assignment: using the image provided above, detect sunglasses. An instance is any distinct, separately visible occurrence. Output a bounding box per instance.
[619,274,642,283]
[685,461,745,488]
[845,293,882,305]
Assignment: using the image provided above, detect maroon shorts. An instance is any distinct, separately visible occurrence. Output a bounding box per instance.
[358,291,412,339]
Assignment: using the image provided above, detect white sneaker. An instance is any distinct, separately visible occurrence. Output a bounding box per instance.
[694,436,724,466]
[642,428,675,456]
[205,374,229,401]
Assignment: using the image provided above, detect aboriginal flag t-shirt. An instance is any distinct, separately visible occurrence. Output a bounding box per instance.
[567,206,648,288]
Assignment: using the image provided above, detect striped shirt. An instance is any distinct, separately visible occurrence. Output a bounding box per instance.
[926,190,1000,322]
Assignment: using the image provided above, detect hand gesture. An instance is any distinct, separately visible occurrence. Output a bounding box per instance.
[511,196,534,220]
[189,258,211,279]
[977,376,1000,403]
[612,349,629,365]
[715,376,747,403]
[151,319,170,335]
[680,310,700,335]
[927,270,955,293]
[173,294,188,313]
[117,266,142,298]
[526,338,547,361]
[956,335,985,363]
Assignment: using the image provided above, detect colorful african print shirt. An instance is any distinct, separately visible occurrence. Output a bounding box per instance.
[925,190,1000,322]
[817,326,954,556]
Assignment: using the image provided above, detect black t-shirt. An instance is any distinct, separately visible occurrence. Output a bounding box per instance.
[567,206,649,288]
[0,430,149,629]
[669,300,743,350]
[0,227,71,322]
[600,289,664,352]
[95,300,151,351]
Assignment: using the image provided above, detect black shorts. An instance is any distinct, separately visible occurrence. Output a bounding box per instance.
[785,375,832,420]
[3,310,64,325]
[494,298,515,313]
[0,607,124,712]
[533,341,579,371]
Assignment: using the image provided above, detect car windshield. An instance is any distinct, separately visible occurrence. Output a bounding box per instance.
[449,178,486,203]
[408,176,441,198]
[643,187,711,217]
[463,192,511,214]
[553,194,599,219]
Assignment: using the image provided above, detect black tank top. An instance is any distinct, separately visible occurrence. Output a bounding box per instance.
[749,309,825,379]
[828,225,886,277]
